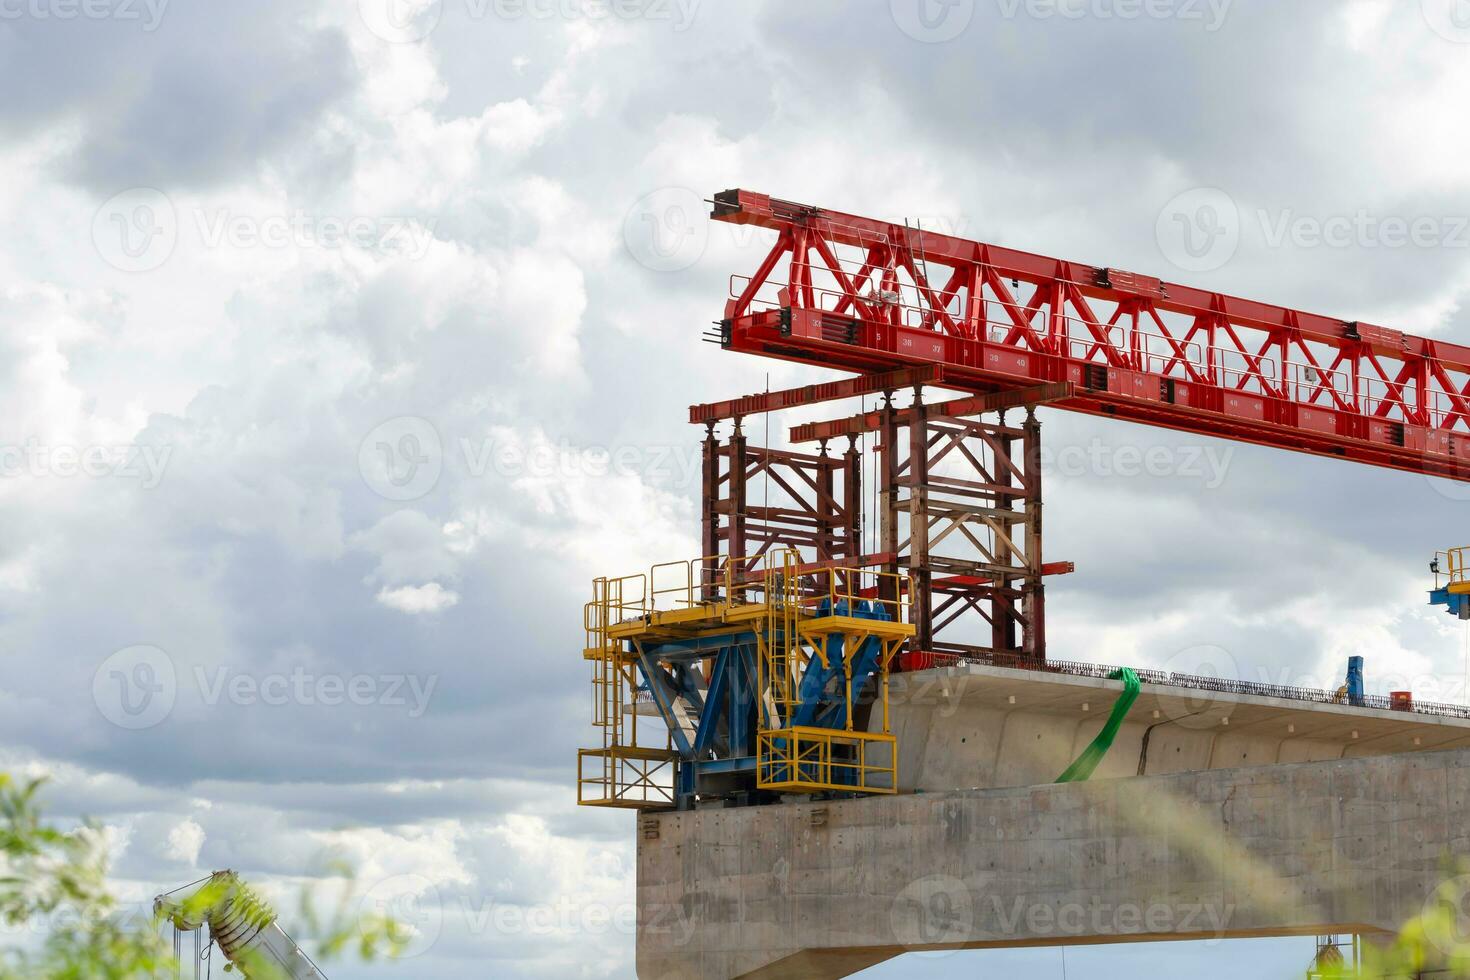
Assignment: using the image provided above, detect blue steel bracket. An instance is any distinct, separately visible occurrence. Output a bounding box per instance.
[636,649,693,758]
[1430,587,1470,619]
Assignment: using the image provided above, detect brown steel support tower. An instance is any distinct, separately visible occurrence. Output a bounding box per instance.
[877,391,1046,663]
[697,383,1051,664]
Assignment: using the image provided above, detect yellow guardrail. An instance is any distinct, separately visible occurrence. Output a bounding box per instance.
[756,727,897,794]
[800,565,913,624]
[579,548,914,809]
[1435,547,1470,594]
[577,747,677,809]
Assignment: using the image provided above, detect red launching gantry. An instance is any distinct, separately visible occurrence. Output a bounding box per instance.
[577,190,1470,813]
[713,188,1470,479]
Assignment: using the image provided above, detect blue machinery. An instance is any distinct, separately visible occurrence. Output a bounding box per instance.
[578,551,914,810]
[1430,547,1470,619]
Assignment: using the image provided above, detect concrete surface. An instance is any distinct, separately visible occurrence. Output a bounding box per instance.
[875,663,1470,792]
[636,745,1470,979]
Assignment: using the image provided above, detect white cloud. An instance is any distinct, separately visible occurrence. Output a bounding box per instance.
[2,4,1469,978]
[376,582,461,614]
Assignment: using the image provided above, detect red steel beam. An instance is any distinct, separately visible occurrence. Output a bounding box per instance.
[790,382,1074,443]
[728,552,897,587]
[688,365,946,424]
[711,189,1470,481]
[856,561,1075,599]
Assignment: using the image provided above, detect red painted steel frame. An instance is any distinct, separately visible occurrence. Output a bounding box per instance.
[712,189,1470,481]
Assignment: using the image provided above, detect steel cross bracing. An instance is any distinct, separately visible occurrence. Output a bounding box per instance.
[712,189,1470,481]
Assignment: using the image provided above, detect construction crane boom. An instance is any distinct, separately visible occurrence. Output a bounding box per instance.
[711,189,1470,480]
[155,871,325,979]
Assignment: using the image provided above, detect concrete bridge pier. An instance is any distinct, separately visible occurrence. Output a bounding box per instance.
[635,747,1470,979]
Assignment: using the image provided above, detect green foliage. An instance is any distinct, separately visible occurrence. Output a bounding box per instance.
[0,773,406,979]
[1307,858,1470,978]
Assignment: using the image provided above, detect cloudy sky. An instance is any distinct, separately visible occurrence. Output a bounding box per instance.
[2,0,1469,976]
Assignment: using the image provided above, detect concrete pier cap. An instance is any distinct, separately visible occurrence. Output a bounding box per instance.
[636,665,1470,979]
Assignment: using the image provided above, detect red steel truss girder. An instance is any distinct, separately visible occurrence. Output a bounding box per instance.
[711,189,1470,481]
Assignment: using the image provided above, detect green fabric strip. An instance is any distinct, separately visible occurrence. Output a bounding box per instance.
[1055,667,1142,783]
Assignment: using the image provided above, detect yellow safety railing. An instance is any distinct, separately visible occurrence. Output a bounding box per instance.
[649,554,735,611]
[1435,547,1470,594]
[756,727,897,794]
[800,565,913,625]
[577,747,677,809]
[580,549,915,808]
[586,572,647,628]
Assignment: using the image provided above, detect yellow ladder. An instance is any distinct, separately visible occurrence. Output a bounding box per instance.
[760,551,802,721]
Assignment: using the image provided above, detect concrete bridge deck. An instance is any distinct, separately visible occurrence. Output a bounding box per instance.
[636,669,1470,978]
[879,663,1470,792]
